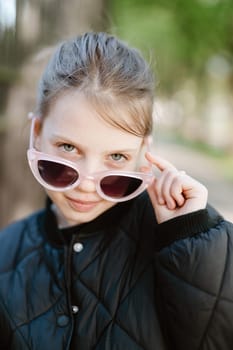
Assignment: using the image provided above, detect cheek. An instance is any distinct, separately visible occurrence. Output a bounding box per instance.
[126,160,139,171]
[127,153,145,172]
[46,190,65,208]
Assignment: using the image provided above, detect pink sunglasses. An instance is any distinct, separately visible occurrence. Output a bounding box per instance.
[27,116,154,202]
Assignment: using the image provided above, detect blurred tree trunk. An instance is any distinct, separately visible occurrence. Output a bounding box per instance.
[0,0,110,228]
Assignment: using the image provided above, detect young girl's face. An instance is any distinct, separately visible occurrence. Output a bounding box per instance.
[35,91,145,226]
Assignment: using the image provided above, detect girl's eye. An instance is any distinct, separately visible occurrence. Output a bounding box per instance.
[60,144,75,152]
[110,153,127,162]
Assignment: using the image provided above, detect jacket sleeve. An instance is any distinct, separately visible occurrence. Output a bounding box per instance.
[155,205,233,350]
[0,299,13,349]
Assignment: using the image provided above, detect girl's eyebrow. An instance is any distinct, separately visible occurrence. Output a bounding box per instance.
[50,133,140,154]
[50,133,87,150]
[107,148,139,154]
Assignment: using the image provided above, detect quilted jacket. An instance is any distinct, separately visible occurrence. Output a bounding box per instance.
[0,192,233,349]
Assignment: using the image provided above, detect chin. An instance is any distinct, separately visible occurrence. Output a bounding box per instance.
[64,204,115,226]
[56,198,115,226]
[46,190,117,226]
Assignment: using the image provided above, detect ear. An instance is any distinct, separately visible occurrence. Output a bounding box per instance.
[34,118,42,136]
[30,116,43,149]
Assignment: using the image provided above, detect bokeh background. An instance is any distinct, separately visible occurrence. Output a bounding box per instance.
[0,0,232,228]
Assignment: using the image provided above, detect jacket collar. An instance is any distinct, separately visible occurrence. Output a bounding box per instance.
[44,197,134,247]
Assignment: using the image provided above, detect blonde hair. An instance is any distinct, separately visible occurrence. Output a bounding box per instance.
[36,32,155,137]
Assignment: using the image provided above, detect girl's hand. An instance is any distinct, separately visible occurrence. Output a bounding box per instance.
[144,152,208,224]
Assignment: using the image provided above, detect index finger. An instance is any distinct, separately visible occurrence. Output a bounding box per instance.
[145,151,177,172]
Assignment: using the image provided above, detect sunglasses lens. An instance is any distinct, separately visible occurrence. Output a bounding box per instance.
[38,160,79,188]
[100,175,142,198]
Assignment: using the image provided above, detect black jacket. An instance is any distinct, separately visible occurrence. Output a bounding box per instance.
[0,192,232,349]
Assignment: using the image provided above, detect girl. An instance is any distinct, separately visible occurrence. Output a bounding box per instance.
[0,32,232,350]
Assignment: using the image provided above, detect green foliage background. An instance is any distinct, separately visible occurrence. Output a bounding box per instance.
[110,0,233,93]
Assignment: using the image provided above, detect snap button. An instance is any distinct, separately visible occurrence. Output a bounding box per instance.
[72,305,79,314]
[57,315,70,327]
[73,242,84,253]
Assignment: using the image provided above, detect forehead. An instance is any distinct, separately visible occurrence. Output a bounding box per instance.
[41,91,143,150]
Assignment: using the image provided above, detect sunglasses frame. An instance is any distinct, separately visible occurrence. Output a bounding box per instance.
[27,116,154,202]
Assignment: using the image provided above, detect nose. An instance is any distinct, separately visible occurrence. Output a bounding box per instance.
[73,158,102,193]
[75,175,96,193]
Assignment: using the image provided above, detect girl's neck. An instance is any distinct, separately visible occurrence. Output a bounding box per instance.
[51,203,71,229]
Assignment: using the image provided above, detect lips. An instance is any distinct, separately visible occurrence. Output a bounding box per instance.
[66,196,101,213]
